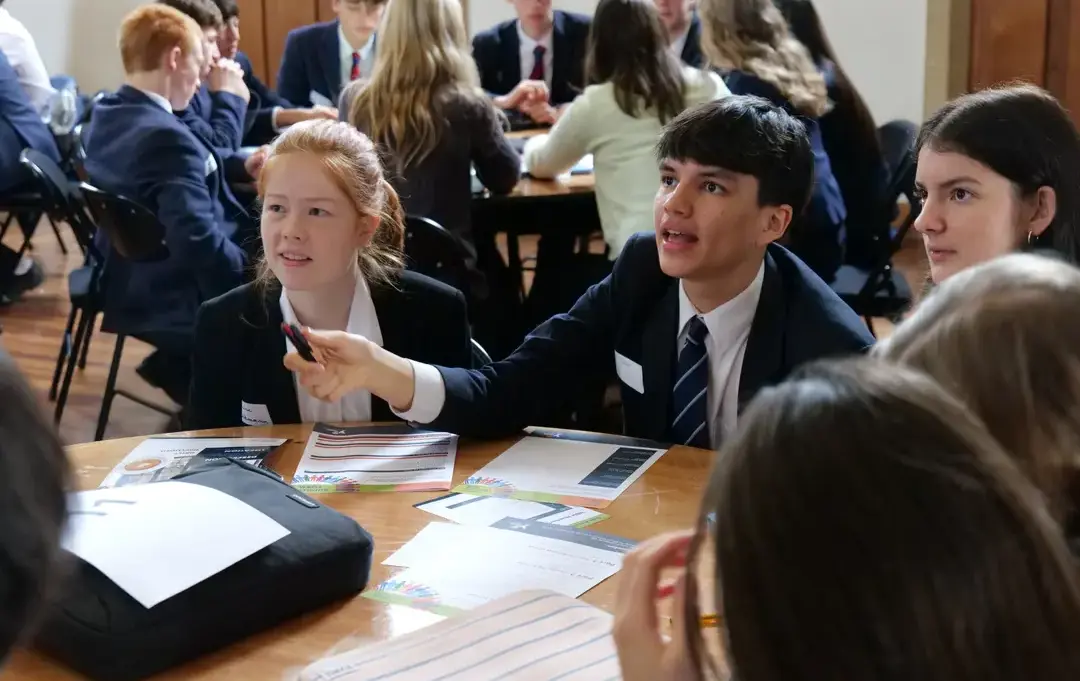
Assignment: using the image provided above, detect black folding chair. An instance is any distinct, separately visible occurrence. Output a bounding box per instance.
[403,215,474,298]
[830,120,920,335]
[78,182,173,440]
[18,149,104,424]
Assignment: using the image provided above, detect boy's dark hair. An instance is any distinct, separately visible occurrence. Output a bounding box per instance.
[0,352,69,658]
[210,0,239,20]
[156,0,223,29]
[657,95,814,211]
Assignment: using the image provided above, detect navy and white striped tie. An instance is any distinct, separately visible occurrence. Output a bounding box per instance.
[671,316,711,449]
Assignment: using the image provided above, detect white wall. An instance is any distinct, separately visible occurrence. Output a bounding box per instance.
[5,0,143,93]
[467,0,928,124]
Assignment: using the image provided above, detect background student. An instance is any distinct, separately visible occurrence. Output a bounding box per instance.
[654,0,703,67]
[158,0,252,152]
[0,48,59,304]
[877,254,1080,544]
[0,350,69,667]
[0,0,56,114]
[186,121,472,429]
[522,0,727,317]
[339,0,520,298]
[914,84,1080,284]
[698,0,846,283]
[277,0,387,109]
[84,4,250,404]
[473,0,591,125]
[613,360,1080,681]
[286,97,872,447]
[776,0,888,270]
[209,0,338,146]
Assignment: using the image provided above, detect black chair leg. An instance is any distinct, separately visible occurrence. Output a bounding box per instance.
[49,305,79,401]
[94,335,125,441]
[54,307,91,424]
[77,310,96,369]
[49,217,68,255]
[0,213,12,241]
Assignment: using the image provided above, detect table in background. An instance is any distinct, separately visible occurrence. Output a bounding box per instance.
[5,425,711,681]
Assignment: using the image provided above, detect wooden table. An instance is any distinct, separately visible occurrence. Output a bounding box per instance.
[485,128,596,199]
[4,426,711,681]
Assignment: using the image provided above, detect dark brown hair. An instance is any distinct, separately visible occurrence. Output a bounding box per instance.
[0,352,69,658]
[877,253,1080,535]
[685,359,1080,681]
[256,120,405,289]
[586,0,686,124]
[209,0,238,20]
[917,84,1080,264]
[156,0,223,29]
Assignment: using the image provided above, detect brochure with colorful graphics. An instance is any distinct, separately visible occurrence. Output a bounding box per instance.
[99,437,287,488]
[292,423,457,493]
[453,429,667,508]
[415,492,608,528]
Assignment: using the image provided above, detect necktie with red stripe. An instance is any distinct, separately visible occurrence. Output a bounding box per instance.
[529,45,545,81]
[350,51,361,81]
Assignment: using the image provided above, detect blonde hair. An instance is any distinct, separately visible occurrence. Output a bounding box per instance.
[876,253,1080,529]
[256,120,405,288]
[119,4,203,74]
[698,0,829,117]
[346,0,484,171]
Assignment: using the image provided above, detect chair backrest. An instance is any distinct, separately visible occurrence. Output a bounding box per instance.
[403,215,472,296]
[879,120,919,198]
[78,182,169,262]
[19,148,98,256]
[70,123,89,181]
[470,338,493,368]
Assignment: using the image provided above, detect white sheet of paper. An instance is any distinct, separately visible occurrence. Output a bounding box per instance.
[382,521,633,604]
[293,424,457,493]
[457,432,667,508]
[310,90,334,107]
[63,482,290,608]
[99,437,287,488]
[415,493,607,528]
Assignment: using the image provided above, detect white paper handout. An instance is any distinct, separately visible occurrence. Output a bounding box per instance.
[415,493,608,528]
[299,590,621,681]
[292,423,458,493]
[99,437,288,488]
[63,482,290,608]
[455,429,667,508]
[370,520,634,614]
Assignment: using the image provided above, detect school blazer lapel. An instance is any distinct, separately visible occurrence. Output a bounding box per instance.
[738,252,786,411]
[639,282,679,441]
[550,12,572,101]
[499,21,521,93]
[250,297,303,425]
[321,21,343,102]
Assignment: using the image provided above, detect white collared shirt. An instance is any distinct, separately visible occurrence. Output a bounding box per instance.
[339,25,376,88]
[136,88,173,113]
[281,277,384,423]
[0,8,55,114]
[669,25,692,61]
[516,21,554,89]
[675,263,764,446]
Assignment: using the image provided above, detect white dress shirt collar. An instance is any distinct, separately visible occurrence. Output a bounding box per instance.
[280,275,384,423]
[133,87,172,113]
[676,262,766,447]
[339,24,377,85]
[516,20,554,89]
[669,24,692,61]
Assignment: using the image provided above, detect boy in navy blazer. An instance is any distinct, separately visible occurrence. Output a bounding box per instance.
[210,0,338,146]
[0,47,56,301]
[472,0,590,124]
[276,0,388,109]
[655,0,704,67]
[286,96,875,449]
[84,5,254,403]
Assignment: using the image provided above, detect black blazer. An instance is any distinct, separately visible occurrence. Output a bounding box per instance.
[472,11,590,106]
[429,233,874,442]
[680,13,705,68]
[236,51,294,146]
[185,272,473,430]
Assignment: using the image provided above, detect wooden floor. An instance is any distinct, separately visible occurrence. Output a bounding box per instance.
[0,220,927,445]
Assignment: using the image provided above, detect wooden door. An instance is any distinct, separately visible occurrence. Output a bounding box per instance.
[237,0,268,81]
[968,0,1049,89]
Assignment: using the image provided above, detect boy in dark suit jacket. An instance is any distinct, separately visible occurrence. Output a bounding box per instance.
[83,5,253,403]
[210,0,338,146]
[285,96,875,449]
[276,0,388,109]
[472,0,590,125]
[655,0,704,67]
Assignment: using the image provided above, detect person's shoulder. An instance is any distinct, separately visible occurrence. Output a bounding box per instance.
[682,65,730,102]
[611,233,666,286]
[473,18,515,45]
[234,51,254,71]
[199,282,266,325]
[286,19,336,44]
[768,245,874,347]
[392,270,467,307]
[558,11,592,31]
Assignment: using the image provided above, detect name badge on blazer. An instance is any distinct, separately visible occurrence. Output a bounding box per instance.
[614,352,645,394]
[242,402,273,427]
[204,153,218,178]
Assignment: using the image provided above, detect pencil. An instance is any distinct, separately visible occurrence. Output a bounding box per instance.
[700,614,719,628]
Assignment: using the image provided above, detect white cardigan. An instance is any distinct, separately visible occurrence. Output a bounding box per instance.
[523,66,729,257]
